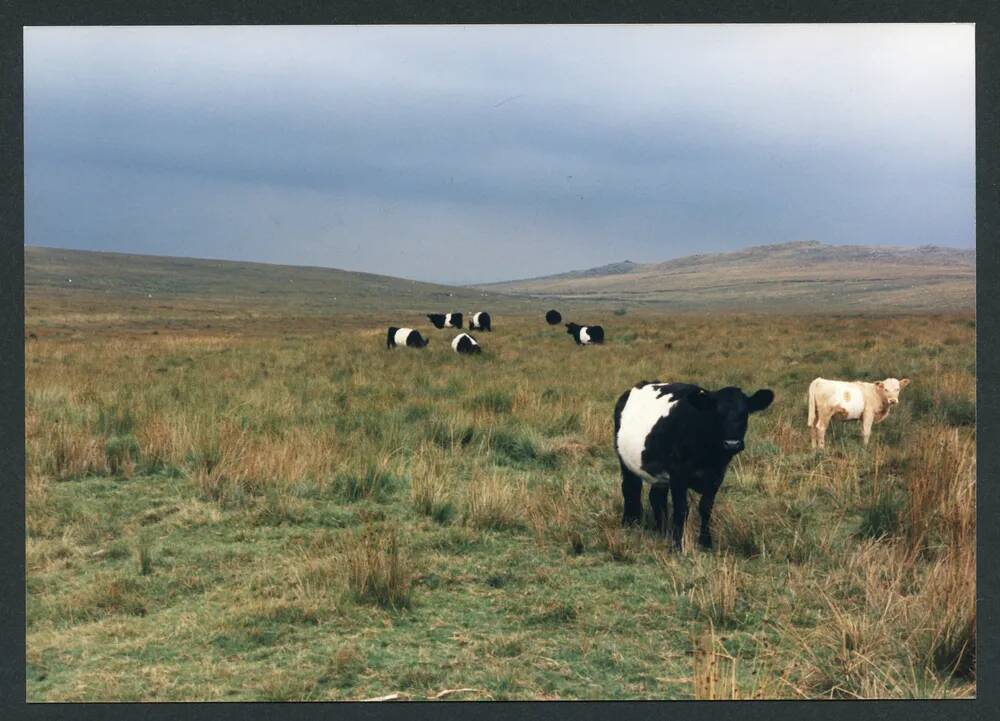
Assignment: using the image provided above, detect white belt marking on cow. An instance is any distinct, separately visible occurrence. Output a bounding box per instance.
[580,327,591,344]
[617,384,678,485]
[451,333,476,351]
[394,328,413,346]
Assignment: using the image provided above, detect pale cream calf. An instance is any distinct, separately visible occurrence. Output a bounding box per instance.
[807,377,911,449]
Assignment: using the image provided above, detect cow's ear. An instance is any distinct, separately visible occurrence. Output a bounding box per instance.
[747,389,775,413]
[688,389,716,412]
[875,381,885,390]
[899,378,911,388]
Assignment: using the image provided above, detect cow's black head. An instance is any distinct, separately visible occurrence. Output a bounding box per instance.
[688,386,774,454]
[565,322,581,335]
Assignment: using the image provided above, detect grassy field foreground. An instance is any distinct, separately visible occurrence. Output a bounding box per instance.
[25,299,976,700]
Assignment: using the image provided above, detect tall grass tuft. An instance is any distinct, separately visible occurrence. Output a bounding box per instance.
[333,464,398,503]
[410,455,455,524]
[689,554,744,627]
[489,428,559,470]
[692,628,738,700]
[857,489,902,540]
[95,402,136,438]
[105,434,140,475]
[470,390,514,414]
[462,474,527,531]
[912,546,976,679]
[343,526,412,610]
[903,428,975,556]
[787,595,901,698]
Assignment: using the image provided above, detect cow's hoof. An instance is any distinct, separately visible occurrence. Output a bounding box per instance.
[698,535,713,550]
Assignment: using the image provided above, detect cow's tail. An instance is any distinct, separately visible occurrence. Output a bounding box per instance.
[387,327,397,349]
[807,380,817,427]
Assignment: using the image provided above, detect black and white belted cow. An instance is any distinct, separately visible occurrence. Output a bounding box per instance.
[566,322,604,345]
[613,380,774,550]
[427,313,463,329]
[451,333,481,354]
[386,327,429,349]
[468,312,492,332]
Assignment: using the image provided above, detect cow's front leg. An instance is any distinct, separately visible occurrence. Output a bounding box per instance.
[669,478,689,550]
[649,484,668,535]
[620,462,643,527]
[861,411,874,447]
[697,490,717,549]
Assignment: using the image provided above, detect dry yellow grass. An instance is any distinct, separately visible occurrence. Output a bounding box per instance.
[24,291,976,700]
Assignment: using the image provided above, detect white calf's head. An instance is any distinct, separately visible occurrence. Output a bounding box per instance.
[875,377,911,405]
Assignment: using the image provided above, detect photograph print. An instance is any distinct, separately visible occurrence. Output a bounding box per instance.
[23,23,975,701]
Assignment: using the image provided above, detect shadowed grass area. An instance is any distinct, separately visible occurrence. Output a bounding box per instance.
[25,293,975,700]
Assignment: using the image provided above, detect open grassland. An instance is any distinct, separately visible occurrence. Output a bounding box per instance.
[25,296,976,700]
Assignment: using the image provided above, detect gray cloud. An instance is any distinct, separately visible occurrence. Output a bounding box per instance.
[24,24,974,284]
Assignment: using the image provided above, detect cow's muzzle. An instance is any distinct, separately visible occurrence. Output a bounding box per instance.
[722,439,744,453]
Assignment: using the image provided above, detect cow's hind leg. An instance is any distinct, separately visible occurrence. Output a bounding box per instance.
[649,485,668,535]
[620,462,643,527]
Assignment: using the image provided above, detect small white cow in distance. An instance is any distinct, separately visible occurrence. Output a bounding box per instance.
[807,377,911,449]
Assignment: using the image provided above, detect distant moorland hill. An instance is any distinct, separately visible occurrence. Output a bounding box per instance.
[24,246,537,314]
[477,241,975,312]
[25,241,975,315]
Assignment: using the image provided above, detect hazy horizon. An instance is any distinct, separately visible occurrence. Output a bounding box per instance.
[25,25,975,285]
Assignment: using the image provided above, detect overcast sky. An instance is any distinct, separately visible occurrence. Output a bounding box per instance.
[24,24,974,284]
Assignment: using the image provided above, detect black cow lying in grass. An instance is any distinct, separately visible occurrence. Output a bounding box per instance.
[427,313,463,329]
[613,381,774,550]
[468,311,492,332]
[545,309,562,325]
[565,322,604,345]
[386,327,429,348]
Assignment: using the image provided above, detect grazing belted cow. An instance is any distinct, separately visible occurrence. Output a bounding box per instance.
[468,312,492,332]
[807,377,910,449]
[614,381,774,550]
[427,313,463,329]
[566,322,604,345]
[545,309,562,325]
[386,327,429,349]
[451,333,481,355]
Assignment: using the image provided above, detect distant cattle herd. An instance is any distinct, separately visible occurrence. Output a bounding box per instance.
[385,307,913,550]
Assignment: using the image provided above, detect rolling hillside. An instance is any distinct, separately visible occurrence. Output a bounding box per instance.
[25,241,976,316]
[24,246,534,314]
[478,241,976,312]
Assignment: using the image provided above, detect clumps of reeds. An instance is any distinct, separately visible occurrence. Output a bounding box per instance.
[343,526,412,610]
[461,473,528,531]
